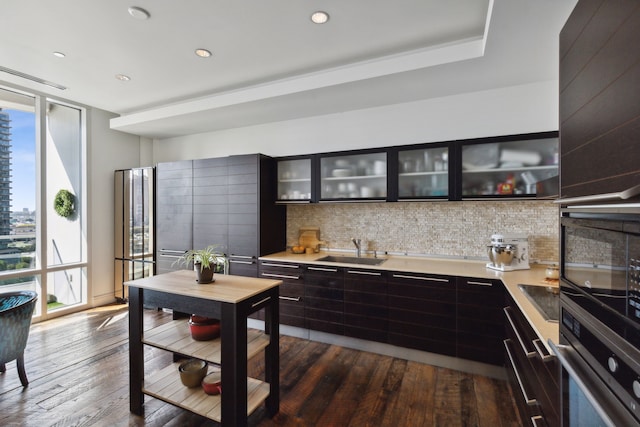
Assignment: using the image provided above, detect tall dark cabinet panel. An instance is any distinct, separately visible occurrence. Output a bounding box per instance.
[155,154,285,278]
[227,154,286,277]
[559,0,640,199]
[193,157,229,252]
[155,160,193,274]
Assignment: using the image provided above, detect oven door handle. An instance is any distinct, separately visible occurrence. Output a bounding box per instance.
[554,183,640,204]
[548,340,618,427]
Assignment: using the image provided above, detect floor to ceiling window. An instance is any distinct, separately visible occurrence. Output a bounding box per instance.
[0,86,87,319]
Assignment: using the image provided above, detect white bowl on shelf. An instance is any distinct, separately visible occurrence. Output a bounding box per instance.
[332,168,351,177]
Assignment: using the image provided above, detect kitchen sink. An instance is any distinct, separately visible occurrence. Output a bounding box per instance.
[316,255,387,266]
[517,284,559,322]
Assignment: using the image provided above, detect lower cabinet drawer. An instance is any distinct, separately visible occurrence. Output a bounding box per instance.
[504,302,559,427]
[504,338,543,423]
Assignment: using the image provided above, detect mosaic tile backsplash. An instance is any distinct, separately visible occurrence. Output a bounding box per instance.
[287,201,559,263]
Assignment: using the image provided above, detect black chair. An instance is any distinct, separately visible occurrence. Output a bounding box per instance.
[0,291,38,386]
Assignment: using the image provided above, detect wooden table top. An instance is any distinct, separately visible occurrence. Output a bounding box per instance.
[125,270,281,304]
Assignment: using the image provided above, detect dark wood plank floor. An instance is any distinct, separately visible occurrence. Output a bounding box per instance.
[0,304,522,426]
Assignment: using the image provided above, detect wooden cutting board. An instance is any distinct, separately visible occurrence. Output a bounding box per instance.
[298,227,325,252]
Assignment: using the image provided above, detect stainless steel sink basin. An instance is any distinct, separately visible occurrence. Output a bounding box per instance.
[518,284,559,322]
[316,255,387,266]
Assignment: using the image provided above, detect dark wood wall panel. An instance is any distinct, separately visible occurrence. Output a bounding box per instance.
[559,0,603,59]
[559,0,635,93]
[560,0,640,199]
[560,3,640,123]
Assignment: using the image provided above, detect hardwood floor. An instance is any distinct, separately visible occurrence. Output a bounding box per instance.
[0,304,522,426]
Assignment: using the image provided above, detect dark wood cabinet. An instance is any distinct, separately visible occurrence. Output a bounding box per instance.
[156,154,286,278]
[344,268,388,343]
[504,292,559,426]
[387,271,457,357]
[304,265,344,335]
[275,131,558,203]
[227,155,286,277]
[456,277,505,365]
[559,0,640,200]
[259,261,305,328]
[155,160,193,274]
[193,157,228,251]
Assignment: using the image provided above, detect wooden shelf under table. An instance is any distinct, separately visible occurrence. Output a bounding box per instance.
[142,320,269,363]
[144,362,270,422]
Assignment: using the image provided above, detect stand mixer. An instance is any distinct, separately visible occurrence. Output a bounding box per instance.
[486,233,530,271]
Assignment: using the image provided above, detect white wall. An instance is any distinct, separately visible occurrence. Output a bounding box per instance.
[88,108,141,306]
[151,80,558,161]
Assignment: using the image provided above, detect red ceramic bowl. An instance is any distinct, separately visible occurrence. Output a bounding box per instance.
[202,371,221,395]
[189,316,220,341]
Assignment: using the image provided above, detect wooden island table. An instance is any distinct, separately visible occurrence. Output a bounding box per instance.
[126,270,281,427]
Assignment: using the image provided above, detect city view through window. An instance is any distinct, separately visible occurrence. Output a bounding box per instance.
[0,107,36,277]
[0,87,86,317]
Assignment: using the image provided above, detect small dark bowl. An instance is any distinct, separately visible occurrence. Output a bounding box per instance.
[202,371,222,395]
[178,359,208,388]
[189,315,220,341]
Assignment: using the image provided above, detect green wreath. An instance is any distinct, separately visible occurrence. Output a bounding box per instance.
[54,189,75,218]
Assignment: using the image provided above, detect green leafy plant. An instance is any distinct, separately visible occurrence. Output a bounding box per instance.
[173,245,227,273]
[54,189,75,218]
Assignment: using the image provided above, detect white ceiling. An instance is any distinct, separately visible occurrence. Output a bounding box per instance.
[0,0,577,139]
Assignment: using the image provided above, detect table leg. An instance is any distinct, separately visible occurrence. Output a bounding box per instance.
[221,302,248,427]
[128,286,144,415]
[264,287,280,416]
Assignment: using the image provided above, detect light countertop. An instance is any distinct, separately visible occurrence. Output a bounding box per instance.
[260,251,559,352]
[125,269,281,304]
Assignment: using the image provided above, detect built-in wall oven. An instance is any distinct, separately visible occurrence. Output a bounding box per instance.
[553,206,640,426]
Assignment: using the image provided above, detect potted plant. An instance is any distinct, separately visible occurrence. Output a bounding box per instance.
[174,245,227,284]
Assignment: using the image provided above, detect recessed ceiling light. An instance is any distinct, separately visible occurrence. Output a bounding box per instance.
[195,48,212,58]
[115,74,131,81]
[53,51,66,58]
[128,6,150,20]
[311,11,329,24]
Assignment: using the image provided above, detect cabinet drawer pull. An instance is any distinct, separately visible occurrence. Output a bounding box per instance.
[262,273,300,280]
[531,415,545,427]
[347,270,381,276]
[504,307,536,358]
[392,274,448,283]
[230,255,254,260]
[261,262,299,269]
[160,249,186,254]
[251,296,271,308]
[533,339,555,362]
[466,280,493,287]
[279,296,301,302]
[504,339,538,406]
[308,266,338,272]
[230,259,255,265]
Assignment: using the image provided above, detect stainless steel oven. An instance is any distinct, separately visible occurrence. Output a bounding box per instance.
[553,207,640,426]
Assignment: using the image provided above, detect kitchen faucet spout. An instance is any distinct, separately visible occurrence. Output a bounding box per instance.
[351,238,361,257]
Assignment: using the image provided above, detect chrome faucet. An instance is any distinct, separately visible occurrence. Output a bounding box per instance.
[351,238,361,257]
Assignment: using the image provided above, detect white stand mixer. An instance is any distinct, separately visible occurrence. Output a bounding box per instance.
[486,233,530,271]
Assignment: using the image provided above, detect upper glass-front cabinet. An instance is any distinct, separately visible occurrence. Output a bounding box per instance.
[398,145,449,199]
[277,158,312,202]
[460,135,558,197]
[320,151,387,200]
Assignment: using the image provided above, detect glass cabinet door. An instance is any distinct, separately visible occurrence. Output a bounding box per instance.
[398,146,449,199]
[320,152,386,200]
[461,136,558,197]
[277,158,312,202]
